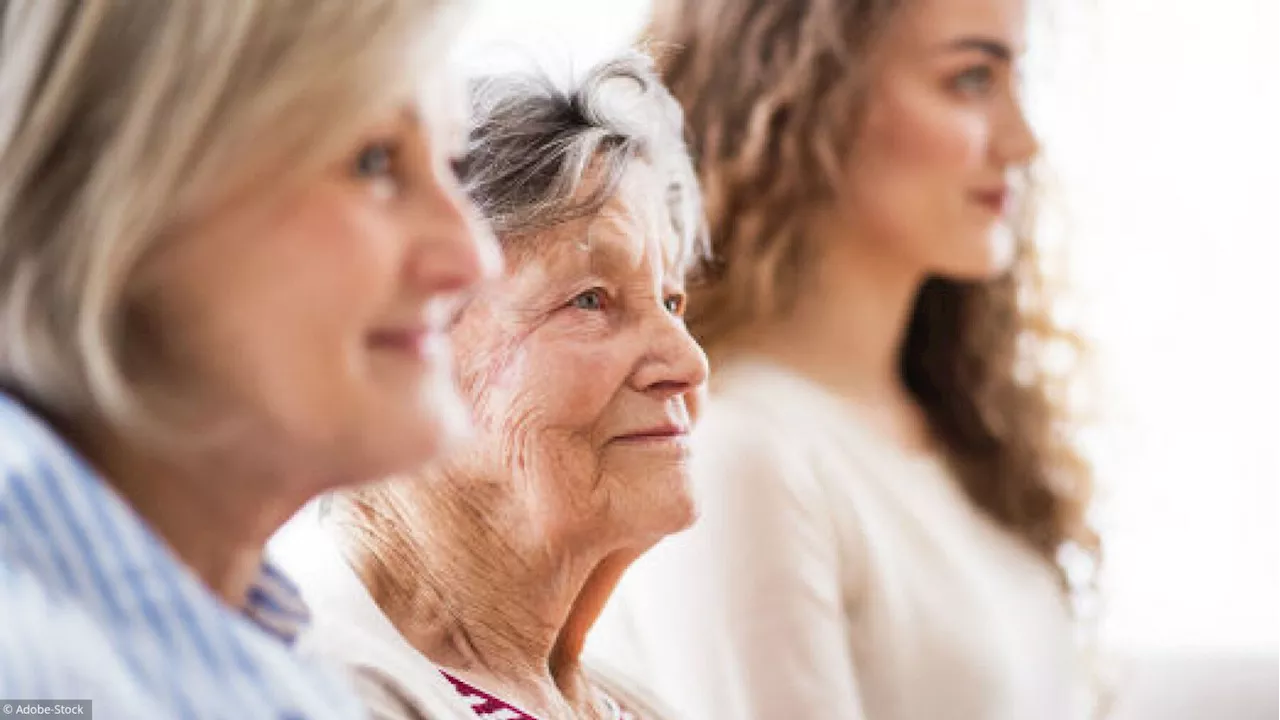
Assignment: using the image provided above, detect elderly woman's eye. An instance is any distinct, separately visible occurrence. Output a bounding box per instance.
[664,293,686,316]
[570,288,607,311]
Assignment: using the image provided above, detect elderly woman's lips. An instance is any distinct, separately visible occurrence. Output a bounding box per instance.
[611,426,691,442]
[609,429,692,457]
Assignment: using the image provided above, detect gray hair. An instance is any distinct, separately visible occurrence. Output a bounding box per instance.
[0,0,455,427]
[455,52,707,270]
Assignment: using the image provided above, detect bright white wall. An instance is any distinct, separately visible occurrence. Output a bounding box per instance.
[1045,0,1279,653]
[454,0,651,74]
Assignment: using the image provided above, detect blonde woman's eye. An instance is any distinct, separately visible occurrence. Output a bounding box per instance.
[353,142,399,180]
[664,293,686,316]
[571,288,607,311]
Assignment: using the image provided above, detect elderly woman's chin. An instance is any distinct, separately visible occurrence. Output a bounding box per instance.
[646,469,699,541]
[609,455,700,545]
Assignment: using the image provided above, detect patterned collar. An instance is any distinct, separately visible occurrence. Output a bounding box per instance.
[244,555,314,645]
[439,670,633,720]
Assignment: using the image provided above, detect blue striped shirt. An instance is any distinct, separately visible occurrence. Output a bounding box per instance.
[0,393,369,720]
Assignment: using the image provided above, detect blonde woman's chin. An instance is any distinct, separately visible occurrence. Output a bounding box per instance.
[411,369,475,467]
[358,366,474,484]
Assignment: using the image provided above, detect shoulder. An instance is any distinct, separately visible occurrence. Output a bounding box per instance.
[587,661,685,720]
[689,361,843,517]
[0,394,113,610]
[0,564,155,711]
[0,394,89,600]
[340,665,453,720]
[676,359,876,588]
[289,536,480,720]
[0,393,88,515]
[304,646,476,720]
[0,392,76,466]
[696,357,850,461]
[0,397,161,714]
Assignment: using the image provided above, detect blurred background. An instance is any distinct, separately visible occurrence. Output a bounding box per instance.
[444,1,1279,717]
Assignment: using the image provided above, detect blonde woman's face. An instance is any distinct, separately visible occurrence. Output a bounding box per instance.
[134,75,501,485]
[840,0,1036,279]
[451,171,709,551]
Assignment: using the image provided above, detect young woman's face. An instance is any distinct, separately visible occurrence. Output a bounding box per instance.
[838,0,1037,280]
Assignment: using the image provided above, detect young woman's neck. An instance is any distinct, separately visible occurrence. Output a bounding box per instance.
[737,214,934,451]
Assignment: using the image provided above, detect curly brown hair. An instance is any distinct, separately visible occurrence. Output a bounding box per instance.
[645,0,1099,594]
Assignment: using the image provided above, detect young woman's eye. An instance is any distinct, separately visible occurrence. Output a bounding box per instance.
[570,288,607,311]
[663,293,687,316]
[950,65,995,95]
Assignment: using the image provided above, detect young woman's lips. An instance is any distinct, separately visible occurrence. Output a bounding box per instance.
[972,188,1009,214]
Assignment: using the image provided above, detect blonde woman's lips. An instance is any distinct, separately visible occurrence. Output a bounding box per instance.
[367,327,444,363]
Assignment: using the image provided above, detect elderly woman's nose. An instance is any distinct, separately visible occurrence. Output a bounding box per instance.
[405,179,503,296]
[634,312,709,398]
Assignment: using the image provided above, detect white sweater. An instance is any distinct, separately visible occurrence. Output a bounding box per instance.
[588,358,1086,720]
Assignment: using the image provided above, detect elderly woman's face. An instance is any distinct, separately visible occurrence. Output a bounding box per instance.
[133,74,500,484]
[453,169,709,548]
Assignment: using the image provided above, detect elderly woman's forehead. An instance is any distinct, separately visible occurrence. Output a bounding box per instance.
[509,171,682,269]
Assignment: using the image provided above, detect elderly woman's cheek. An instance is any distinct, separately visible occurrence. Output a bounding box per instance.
[463,347,561,456]
[526,337,626,422]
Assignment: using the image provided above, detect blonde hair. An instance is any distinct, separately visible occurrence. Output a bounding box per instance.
[0,0,455,428]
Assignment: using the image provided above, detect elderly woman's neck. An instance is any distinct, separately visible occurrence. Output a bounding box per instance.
[347,504,636,718]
